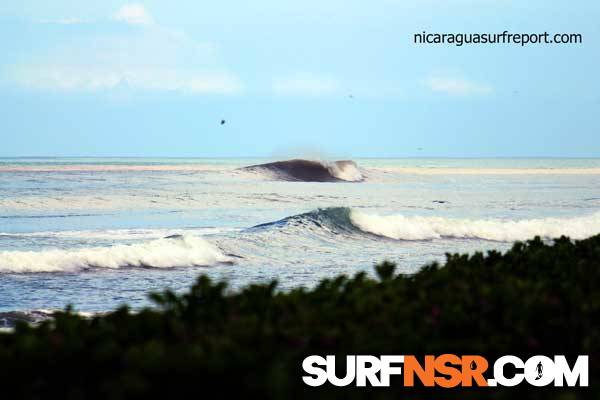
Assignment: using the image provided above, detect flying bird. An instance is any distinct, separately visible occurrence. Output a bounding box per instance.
[220,119,226,125]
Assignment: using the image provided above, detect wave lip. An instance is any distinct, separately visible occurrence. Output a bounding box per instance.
[0,235,232,274]
[241,159,363,182]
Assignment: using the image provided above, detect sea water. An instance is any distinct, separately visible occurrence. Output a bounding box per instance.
[1,158,599,312]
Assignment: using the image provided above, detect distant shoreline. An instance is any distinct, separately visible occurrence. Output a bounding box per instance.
[370,167,600,175]
[1,164,600,174]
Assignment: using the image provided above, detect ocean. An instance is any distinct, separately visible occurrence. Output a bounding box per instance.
[1,157,599,313]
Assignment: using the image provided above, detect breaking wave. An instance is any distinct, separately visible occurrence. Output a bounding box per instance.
[240,159,363,182]
[349,210,600,242]
[252,207,600,242]
[0,235,232,273]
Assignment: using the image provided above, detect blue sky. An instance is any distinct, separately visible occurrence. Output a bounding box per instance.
[0,1,598,157]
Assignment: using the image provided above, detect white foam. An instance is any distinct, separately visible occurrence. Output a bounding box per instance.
[349,210,600,242]
[0,235,231,273]
[326,161,363,182]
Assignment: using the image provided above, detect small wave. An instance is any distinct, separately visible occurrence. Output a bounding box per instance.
[240,159,363,182]
[0,309,100,330]
[0,310,54,329]
[251,207,600,242]
[250,207,356,233]
[0,235,231,273]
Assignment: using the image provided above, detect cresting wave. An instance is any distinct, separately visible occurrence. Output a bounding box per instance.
[241,159,363,182]
[350,210,600,241]
[253,207,600,242]
[0,235,231,273]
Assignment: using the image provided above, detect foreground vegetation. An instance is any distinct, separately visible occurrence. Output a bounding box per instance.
[1,235,599,399]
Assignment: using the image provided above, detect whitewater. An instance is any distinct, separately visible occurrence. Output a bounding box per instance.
[1,157,599,312]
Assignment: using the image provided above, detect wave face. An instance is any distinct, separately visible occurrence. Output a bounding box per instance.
[252,207,600,242]
[0,235,231,273]
[241,159,363,182]
[251,207,357,233]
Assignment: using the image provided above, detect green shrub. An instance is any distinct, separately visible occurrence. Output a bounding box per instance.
[0,235,598,399]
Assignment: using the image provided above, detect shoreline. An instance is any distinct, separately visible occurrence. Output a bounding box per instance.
[1,164,600,174]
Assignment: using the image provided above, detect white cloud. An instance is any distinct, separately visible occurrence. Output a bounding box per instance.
[113,4,154,25]
[36,18,86,25]
[11,5,242,95]
[187,73,242,94]
[13,66,242,94]
[427,77,492,95]
[272,75,338,96]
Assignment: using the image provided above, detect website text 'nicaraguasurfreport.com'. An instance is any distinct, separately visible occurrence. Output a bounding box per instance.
[414,31,583,46]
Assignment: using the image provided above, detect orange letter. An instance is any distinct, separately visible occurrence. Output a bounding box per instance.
[461,356,489,386]
[403,355,435,387]
[434,354,462,388]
